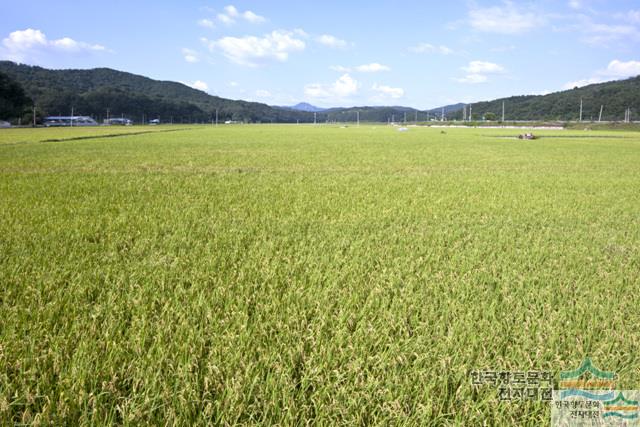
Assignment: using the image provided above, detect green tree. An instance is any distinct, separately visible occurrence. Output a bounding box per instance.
[0,71,31,120]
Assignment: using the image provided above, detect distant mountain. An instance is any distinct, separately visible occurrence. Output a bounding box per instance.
[3,61,637,124]
[0,61,314,123]
[446,78,640,121]
[427,103,466,117]
[320,104,465,123]
[286,102,326,113]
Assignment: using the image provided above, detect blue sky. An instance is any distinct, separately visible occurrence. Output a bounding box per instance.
[1,0,639,109]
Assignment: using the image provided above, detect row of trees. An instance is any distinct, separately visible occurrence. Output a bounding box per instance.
[0,71,32,122]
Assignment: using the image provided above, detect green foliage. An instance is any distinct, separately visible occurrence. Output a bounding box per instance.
[0,62,467,124]
[448,77,640,121]
[0,71,31,120]
[0,61,315,123]
[2,125,640,425]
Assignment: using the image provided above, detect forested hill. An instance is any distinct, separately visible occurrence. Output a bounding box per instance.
[3,60,637,124]
[0,61,313,123]
[448,76,640,121]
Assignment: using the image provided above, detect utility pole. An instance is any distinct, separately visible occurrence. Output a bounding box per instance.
[463,105,467,121]
[469,105,472,121]
[33,105,36,127]
[215,109,218,126]
[502,101,505,122]
[314,112,317,125]
[579,98,583,122]
[392,114,395,123]
[598,105,603,122]
[71,106,74,127]
[404,112,407,124]
[357,111,360,127]
[415,110,418,125]
[441,107,444,121]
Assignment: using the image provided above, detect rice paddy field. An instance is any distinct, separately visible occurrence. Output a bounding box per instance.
[1,124,639,425]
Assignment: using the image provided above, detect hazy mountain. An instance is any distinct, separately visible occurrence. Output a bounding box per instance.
[285,102,326,113]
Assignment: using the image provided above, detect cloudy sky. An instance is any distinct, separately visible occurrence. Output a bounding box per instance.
[1,0,639,109]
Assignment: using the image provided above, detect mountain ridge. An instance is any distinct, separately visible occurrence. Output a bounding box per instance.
[1,61,638,123]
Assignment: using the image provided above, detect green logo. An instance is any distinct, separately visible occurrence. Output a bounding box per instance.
[559,358,616,389]
[603,392,639,420]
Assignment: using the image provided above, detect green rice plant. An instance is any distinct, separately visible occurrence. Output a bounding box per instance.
[1,125,639,425]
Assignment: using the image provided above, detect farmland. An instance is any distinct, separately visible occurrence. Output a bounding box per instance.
[1,125,640,425]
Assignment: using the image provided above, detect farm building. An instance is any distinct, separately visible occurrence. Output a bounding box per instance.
[104,118,133,126]
[44,116,98,127]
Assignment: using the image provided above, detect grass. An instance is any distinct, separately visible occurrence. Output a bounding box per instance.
[1,124,639,425]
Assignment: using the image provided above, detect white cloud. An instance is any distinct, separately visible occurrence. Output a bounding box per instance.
[1,28,108,62]
[562,59,640,89]
[2,28,47,52]
[562,77,602,89]
[304,74,359,100]
[182,80,209,91]
[214,5,265,26]
[628,10,640,24]
[218,13,235,25]
[229,81,239,87]
[330,63,390,73]
[603,59,640,77]
[581,21,640,46]
[469,1,543,34]
[490,45,516,53]
[316,34,348,49]
[455,74,488,84]
[408,43,453,54]
[456,61,504,84]
[462,61,505,74]
[50,37,106,52]
[243,11,266,24]
[330,65,351,72]
[182,48,199,63]
[568,0,582,10]
[371,83,404,99]
[255,89,272,98]
[355,63,390,73]
[198,19,215,29]
[224,5,239,17]
[205,30,305,67]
